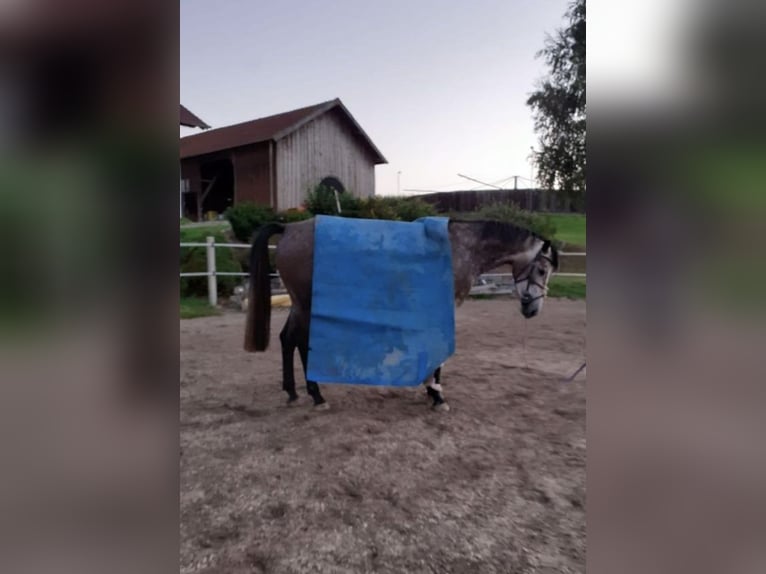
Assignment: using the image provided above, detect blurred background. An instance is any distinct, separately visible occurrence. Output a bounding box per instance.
[588,1,766,572]
[0,1,178,573]
[1,0,765,572]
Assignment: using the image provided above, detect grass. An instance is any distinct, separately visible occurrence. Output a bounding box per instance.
[180,221,233,238]
[470,277,585,301]
[548,213,586,248]
[180,224,233,243]
[548,276,586,299]
[181,297,220,319]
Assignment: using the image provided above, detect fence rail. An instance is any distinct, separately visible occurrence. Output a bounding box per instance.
[181,237,586,306]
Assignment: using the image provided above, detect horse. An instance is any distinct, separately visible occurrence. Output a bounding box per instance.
[244,217,559,411]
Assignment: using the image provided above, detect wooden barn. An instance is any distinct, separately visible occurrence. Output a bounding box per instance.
[180,98,387,220]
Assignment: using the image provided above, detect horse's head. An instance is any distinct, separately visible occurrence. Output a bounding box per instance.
[511,239,559,318]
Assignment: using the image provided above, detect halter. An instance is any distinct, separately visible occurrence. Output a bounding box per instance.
[514,246,555,303]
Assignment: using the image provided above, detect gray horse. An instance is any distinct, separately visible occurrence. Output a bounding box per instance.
[244,217,558,410]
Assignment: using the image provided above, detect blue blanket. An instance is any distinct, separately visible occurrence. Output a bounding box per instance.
[307,215,455,387]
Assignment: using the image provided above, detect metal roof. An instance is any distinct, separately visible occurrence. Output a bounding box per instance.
[179,98,386,163]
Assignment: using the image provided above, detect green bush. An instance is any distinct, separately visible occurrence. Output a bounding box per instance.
[224,202,278,243]
[303,183,437,222]
[305,185,362,216]
[471,202,557,240]
[180,227,242,298]
[278,208,313,223]
[385,197,437,221]
[357,196,399,220]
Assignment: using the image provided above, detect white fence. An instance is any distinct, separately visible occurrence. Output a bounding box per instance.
[180,237,586,306]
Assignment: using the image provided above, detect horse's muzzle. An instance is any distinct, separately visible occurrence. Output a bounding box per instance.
[521,296,539,318]
[521,305,538,319]
[521,293,533,305]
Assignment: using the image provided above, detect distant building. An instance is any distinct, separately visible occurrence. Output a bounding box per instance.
[179,98,386,220]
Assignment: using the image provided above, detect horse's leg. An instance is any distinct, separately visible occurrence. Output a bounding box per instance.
[279,314,299,403]
[425,364,449,411]
[297,338,328,409]
[424,366,442,399]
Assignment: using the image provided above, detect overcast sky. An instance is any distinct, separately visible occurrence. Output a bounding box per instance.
[181,0,571,196]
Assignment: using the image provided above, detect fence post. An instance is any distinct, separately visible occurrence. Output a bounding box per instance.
[206,236,217,306]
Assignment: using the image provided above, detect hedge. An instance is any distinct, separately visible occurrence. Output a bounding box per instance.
[180,226,242,298]
[224,186,437,243]
[463,202,558,241]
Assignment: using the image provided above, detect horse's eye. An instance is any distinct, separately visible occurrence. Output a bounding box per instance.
[537,267,546,276]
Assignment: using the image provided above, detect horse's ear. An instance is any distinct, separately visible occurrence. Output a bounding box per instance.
[542,240,559,269]
[550,243,559,270]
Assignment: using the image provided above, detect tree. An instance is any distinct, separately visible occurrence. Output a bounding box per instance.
[527,0,585,204]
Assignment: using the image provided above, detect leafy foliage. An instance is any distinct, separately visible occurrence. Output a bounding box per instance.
[355,196,436,221]
[527,0,585,205]
[470,202,558,240]
[279,208,313,223]
[376,196,436,221]
[221,185,438,245]
[304,185,436,221]
[224,203,278,243]
[180,227,242,298]
[305,185,362,216]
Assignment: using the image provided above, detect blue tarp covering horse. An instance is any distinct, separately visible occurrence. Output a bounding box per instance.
[307,215,455,387]
[244,215,559,410]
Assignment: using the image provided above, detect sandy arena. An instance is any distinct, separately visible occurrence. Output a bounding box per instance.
[181,298,586,573]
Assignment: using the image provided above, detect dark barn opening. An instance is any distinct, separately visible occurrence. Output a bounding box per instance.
[198,158,234,219]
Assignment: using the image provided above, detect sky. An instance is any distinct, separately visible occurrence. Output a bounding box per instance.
[181,0,571,196]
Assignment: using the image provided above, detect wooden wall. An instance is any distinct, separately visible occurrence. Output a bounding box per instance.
[180,160,202,218]
[180,160,202,194]
[232,143,272,206]
[275,108,376,210]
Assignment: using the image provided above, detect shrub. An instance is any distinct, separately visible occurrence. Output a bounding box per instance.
[180,227,242,298]
[224,202,278,243]
[304,184,437,222]
[386,197,437,221]
[305,185,361,216]
[471,202,557,240]
[278,208,313,223]
[357,196,400,220]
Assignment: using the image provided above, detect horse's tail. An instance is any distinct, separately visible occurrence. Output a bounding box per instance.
[244,222,285,352]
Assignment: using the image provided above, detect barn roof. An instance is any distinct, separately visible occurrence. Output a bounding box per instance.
[180,105,210,129]
[179,98,386,163]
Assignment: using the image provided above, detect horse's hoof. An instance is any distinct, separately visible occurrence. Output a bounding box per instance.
[286,397,300,407]
[433,402,450,413]
[313,402,330,411]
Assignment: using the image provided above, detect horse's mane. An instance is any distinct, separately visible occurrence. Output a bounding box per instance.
[450,219,559,269]
[449,218,538,243]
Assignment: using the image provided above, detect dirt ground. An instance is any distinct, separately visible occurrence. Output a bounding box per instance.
[181,299,586,574]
